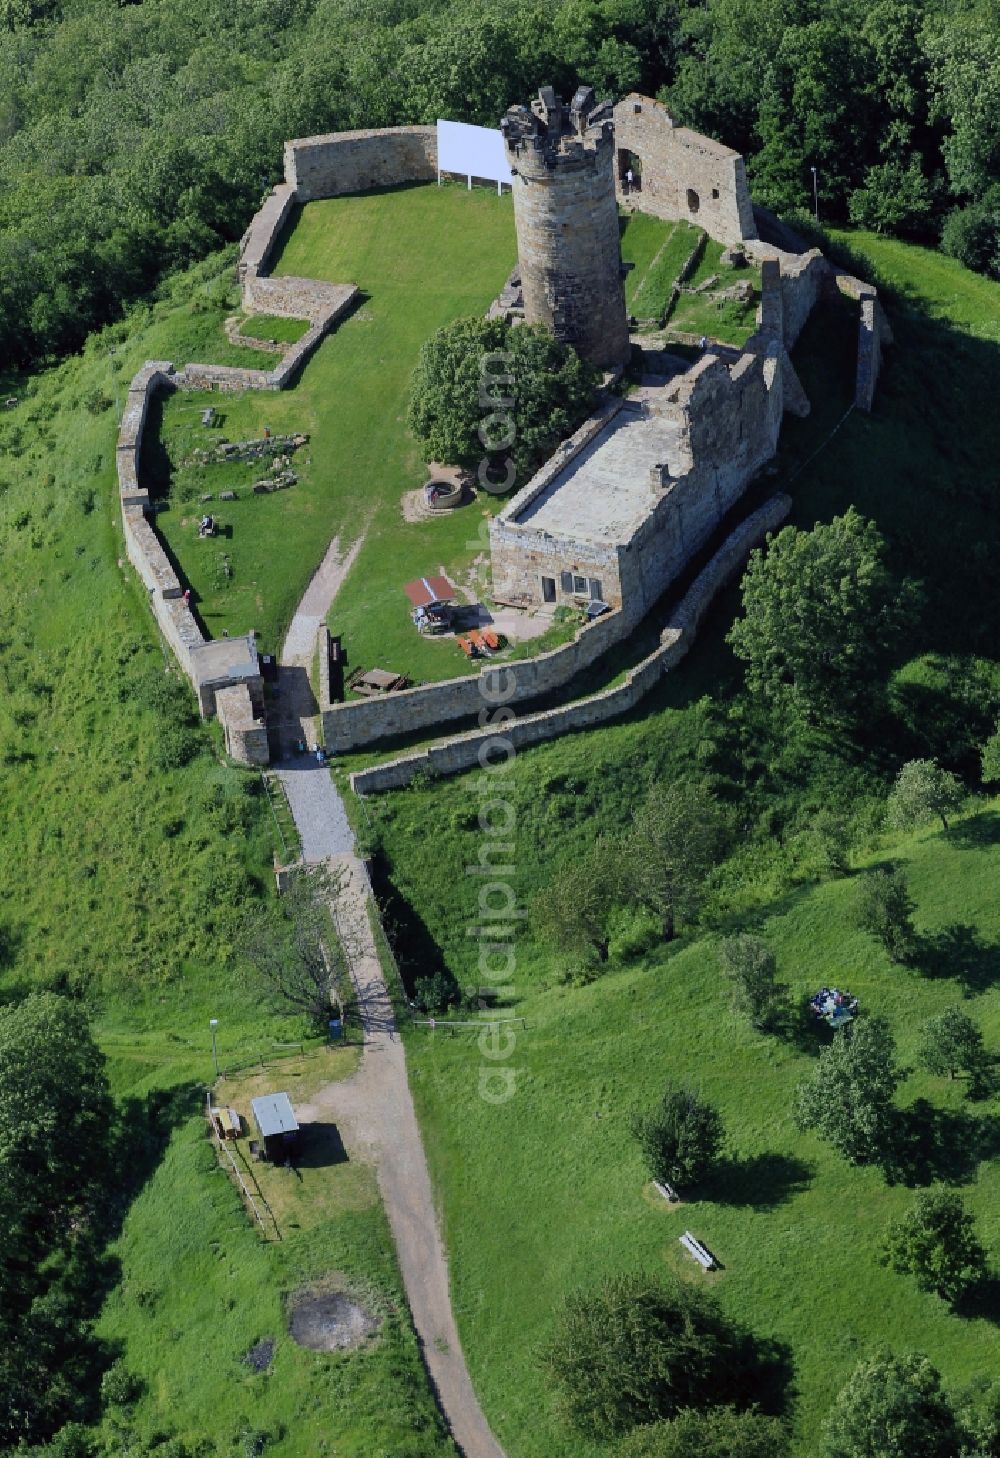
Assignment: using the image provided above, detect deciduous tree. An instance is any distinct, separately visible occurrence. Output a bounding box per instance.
[239,864,350,1029]
[887,759,964,832]
[540,1273,744,1436]
[855,865,917,964]
[794,1017,900,1165]
[407,316,596,487]
[628,780,731,940]
[916,1007,989,1086]
[882,1190,987,1304]
[631,1085,724,1188]
[727,509,918,729]
[821,1348,962,1458]
[718,934,787,1030]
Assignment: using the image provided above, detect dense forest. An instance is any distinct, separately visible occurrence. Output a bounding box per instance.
[1,0,998,369]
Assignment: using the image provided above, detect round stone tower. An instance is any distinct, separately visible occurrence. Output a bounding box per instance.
[501,85,630,370]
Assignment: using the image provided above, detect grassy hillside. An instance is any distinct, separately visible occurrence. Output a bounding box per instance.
[401,814,1000,1456]
[369,231,1000,1450]
[0,241,453,1456]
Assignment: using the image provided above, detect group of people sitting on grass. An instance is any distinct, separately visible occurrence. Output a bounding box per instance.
[809,986,860,1022]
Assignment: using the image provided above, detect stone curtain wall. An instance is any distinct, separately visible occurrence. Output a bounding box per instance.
[284,126,437,202]
[856,297,886,411]
[237,183,297,280]
[350,493,792,794]
[613,94,757,245]
[320,603,629,752]
[118,363,213,679]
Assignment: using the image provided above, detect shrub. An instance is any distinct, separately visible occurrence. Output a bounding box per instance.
[619,1407,790,1458]
[540,1273,745,1436]
[412,968,461,1014]
[99,1360,143,1408]
[631,1085,724,1188]
[855,866,917,964]
[940,187,1000,280]
[981,721,1000,784]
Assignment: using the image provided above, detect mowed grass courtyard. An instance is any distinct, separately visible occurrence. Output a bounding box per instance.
[154,183,517,677]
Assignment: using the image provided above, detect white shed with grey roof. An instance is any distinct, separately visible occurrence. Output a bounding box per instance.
[250,1093,300,1159]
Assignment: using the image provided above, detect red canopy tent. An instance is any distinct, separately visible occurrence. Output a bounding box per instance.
[404,574,456,609]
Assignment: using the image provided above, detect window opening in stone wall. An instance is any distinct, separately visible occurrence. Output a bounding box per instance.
[589,577,603,601]
[542,575,556,603]
[572,574,587,594]
[712,188,720,199]
[560,570,574,593]
[687,188,700,213]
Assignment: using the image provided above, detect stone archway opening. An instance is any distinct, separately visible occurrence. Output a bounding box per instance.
[686,187,700,213]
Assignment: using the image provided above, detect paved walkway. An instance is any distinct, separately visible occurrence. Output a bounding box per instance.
[273,534,362,860]
[275,544,506,1458]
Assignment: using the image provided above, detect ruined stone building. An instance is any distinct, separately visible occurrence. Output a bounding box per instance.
[489,86,883,627]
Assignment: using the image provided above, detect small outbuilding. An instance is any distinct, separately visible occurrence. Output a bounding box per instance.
[251,1092,300,1162]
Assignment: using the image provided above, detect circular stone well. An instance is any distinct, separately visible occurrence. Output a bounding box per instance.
[287,1283,380,1352]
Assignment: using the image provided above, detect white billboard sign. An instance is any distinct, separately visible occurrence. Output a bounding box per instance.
[436,119,513,193]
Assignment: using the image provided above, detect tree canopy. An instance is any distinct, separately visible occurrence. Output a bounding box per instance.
[794,1017,900,1165]
[631,1085,725,1189]
[887,759,965,832]
[727,510,919,730]
[820,1348,963,1458]
[540,1273,747,1436]
[881,1190,987,1304]
[407,316,596,488]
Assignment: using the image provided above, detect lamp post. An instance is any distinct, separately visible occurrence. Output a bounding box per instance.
[209,1018,219,1079]
[811,166,819,223]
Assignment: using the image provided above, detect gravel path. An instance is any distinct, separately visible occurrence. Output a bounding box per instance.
[276,539,506,1458]
[298,854,506,1458]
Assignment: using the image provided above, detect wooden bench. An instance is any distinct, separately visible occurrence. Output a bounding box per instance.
[653,1179,678,1203]
[679,1231,716,1270]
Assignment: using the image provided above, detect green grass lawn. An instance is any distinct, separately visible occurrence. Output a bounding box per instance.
[626,217,703,321]
[155,184,516,669]
[238,313,313,344]
[368,229,1000,1454]
[666,237,762,344]
[0,240,457,1457]
[397,815,1000,1458]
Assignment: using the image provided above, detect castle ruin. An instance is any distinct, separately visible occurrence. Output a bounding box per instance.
[119,89,890,772]
[501,86,630,369]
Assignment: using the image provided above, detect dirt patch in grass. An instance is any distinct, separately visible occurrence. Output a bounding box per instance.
[242,1338,276,1372]
[287,1281,380,1351]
